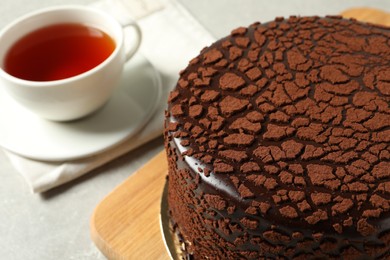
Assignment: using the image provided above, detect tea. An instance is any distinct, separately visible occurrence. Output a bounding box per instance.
[3,23,115,81]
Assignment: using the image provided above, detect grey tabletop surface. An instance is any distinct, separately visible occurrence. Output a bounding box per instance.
[0,0,389,259]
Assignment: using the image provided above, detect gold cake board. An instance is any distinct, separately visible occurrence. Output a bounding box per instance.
[90,8,390,260]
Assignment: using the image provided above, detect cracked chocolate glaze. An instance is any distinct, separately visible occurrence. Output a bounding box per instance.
[164,16,390,259]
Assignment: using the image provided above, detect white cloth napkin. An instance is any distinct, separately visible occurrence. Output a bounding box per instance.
[3,0,214,193]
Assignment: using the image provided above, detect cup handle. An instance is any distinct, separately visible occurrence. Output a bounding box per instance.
[122,21,142,61]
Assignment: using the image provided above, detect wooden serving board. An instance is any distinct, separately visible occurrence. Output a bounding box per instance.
[91,150,170,259]
[90,8,389,260]
[341,7,390,26]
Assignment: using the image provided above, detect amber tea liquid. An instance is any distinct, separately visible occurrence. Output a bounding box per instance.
[3,23,115,81]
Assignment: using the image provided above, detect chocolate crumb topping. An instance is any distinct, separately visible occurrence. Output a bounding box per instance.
[165,16,390,259]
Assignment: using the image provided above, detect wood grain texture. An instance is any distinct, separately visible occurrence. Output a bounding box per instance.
[90,150,170,259]
[90,8,389,260]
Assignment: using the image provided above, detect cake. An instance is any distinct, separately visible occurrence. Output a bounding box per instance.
[164,16,390,259]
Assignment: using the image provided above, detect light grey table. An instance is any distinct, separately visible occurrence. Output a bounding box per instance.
[0,0,389,259]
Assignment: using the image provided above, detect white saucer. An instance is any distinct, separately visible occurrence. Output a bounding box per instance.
[0,53,162,161]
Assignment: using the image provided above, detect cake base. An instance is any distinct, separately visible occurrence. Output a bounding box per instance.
[160,181,183,260]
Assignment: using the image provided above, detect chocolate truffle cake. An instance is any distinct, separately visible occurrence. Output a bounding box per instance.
[164,16,390,259]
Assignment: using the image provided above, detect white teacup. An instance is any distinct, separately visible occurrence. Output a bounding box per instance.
[0,5,141,121]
